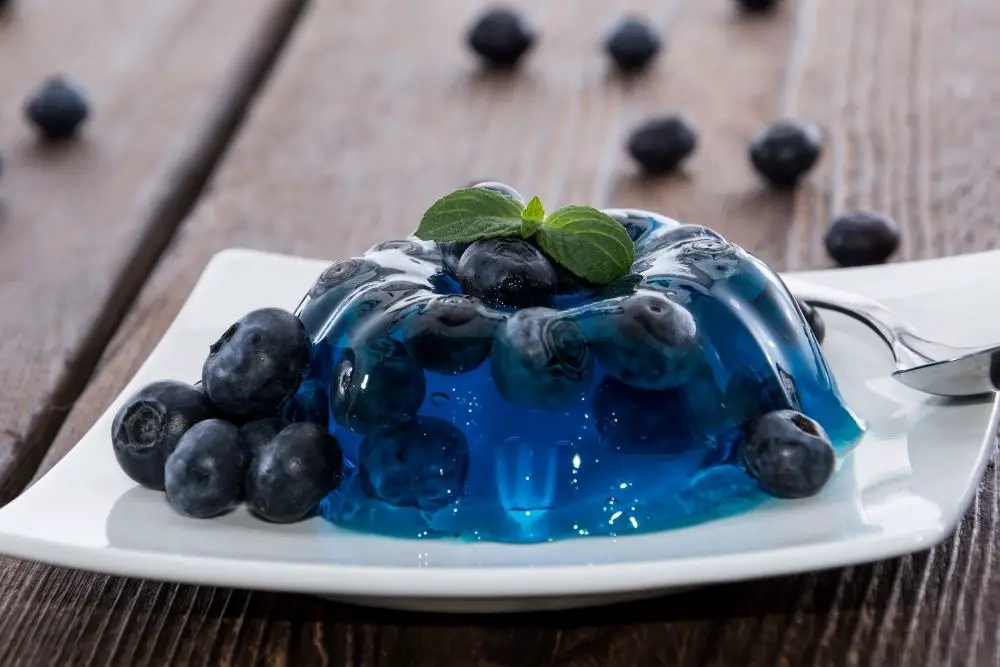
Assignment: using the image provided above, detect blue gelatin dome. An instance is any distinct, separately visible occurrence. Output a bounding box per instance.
[290,205,864,543]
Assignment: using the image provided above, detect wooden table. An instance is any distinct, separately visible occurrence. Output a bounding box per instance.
[0,0,998,664]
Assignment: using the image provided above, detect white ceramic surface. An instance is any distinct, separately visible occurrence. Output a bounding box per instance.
[0,248,995,614]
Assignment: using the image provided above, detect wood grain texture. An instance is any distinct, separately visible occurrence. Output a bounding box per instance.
[4,0,1000,665]
[0,0,306,505]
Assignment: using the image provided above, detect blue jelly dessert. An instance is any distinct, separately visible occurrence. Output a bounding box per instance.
[288,183,864,542]
[111,182,862,541]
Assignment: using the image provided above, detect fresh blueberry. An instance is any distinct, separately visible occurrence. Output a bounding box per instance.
[604,16,662,73]
[202,308,310,421]
[467,8,536,68]
[440,241,470,275]
[111,380,213,490]
[239,414,288,460]
[472,181,526,206]
[591,291,700,389]
[367,238,441,262]
[164,420,248,518]
[24,76,90,141]
[741,410,836,499]
[725,365,800,426]
[824,211,900,267]
[749,119,823,188]
[736,0,782,13]
[245,422,343,523]
[491,308,594,410]
[593,377,695,454]
[401,295,499,375]
[358,416,470,511]
[797,299,826,344]
[331,337,426,434]
[605,210,655,244]
[457,238,558,309]
[627,114,698,175]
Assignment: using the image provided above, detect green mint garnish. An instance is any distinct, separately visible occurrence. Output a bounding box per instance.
[415,189,636,284]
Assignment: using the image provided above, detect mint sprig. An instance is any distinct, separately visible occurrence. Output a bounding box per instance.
[415,189,635,284]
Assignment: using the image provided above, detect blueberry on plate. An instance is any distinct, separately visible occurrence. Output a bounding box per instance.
[593,377,695,454]
[467,8,536,68]
[401,294,500,374]
[471,181,526,206]
[735,0,782,13]
[24,75,89,140]
[440,242,471,275]
[824,211,900,267]
[627,114,698,176]
[457,238,558,309]
[491,308,594,410]
[202,308,311,421]
[239,414,288,461]
[111,380,213,490]
[358,416,470,512]
[591,291,700,389]
[164,420,248,518]
[246,422,343,523]
[741,409,836,498]
[797,299,826,344]
[331,337,426,434]
[749,119,823,188]
[604,16,663,73]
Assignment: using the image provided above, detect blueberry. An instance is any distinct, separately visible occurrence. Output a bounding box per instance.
[358,417,470,511]
[741,410,836,499]
[367,238,440,262]
[591,291,700,389]
[736,0,782,13]
[491,308,593,410]
[440,241,470,275]
[239,415,288,460]
[472,181,526,206]
[201,308,311,421]
[164,420,248,518]
[245,422,343,523]
[824,211,900,267]
[749,120,823,188]
[643,225,725,254]
[307,257,382,299]
[797,299,826,344]
[627,114,698,175]
[593,377,694,454]
[24,76,89,141]
[401,295,499,374]
[467,8,536,68]
[457,238,558,309]
[331,337,426,434]
[725,365,800,426]
[604,16,663,73]
[111,380,213,490]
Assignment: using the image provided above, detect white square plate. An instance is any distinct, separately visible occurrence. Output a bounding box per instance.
[0,248,996,614]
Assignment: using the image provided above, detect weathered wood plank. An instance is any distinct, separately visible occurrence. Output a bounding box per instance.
[0,0,307,504]
[6,0,1000,665]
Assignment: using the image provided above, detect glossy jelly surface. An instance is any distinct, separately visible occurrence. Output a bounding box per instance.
[290,212,864,542]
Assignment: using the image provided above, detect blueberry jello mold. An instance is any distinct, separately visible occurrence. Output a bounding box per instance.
[110,182,863,543]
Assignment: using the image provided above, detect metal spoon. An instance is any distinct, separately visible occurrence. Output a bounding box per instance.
[788,279,1000,398]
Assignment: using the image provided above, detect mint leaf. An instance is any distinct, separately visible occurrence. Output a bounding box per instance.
[415,188,523,243]
[537,206,636,284]
[520,195,545,238]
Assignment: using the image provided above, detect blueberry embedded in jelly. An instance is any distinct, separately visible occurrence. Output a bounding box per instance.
[308,257,384,299]
[604,16,663,74]
[331,337,426,434]
[605,210,655,244]
[246,422,343,523]
[440,241,471,274]
[749,119,823,188]
[111,380,213,490]
[467,8,536,68]
[164,420,248,519]
[367,238,441,262]
[358,416,470,512]
[457,238,558,309]
[627,114,698,176]
[591,291,700,390]
[824,211,900,267]
[471,181,526,206]
[283,378,329,426]
[201,308,311,421]
[741,410,836,498]
[491,308,594,410]
[725,365,800,427]
[401,294,500,374]
[593,377,695,454]
[643,224,725,254]
[239,414,288,460]
[797,299,826,344]
[24,76,89,141]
